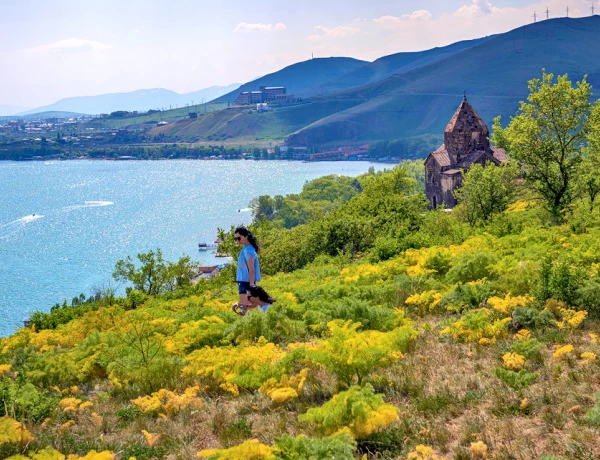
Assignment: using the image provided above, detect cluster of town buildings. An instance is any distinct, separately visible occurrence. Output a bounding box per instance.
[234,86,295,106]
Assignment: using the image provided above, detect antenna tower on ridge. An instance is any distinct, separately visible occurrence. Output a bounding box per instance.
[546,6,550,19]
[533,10,537,22]
[566,6,569,17]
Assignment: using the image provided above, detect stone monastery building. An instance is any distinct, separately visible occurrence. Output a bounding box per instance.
[424,96,508,209]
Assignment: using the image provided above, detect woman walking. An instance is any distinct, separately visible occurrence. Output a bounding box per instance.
[232,226,261,315]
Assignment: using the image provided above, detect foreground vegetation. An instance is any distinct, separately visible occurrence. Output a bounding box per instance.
[2,72,600,459]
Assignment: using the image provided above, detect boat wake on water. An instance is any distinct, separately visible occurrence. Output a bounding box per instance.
[64,201,114,211]
[0,214,44,239]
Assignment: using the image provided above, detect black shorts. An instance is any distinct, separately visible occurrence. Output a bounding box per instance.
[237,282,251,294]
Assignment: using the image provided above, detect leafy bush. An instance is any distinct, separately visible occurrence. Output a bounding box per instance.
[493,368,539,390]
[512,306,556,330]
[299,384,398,439]
[274,433,356,459]
[440,282,495,313]
[583,393,600,426]
[446,251,498,284]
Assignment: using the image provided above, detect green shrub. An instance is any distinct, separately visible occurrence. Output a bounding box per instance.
[274,433,356,459]
[512,306,556,330]
[446,251,498,284]
[493,368,539,390]
[583,393,600,426]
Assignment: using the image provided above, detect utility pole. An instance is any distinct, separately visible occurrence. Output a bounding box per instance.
[546,6,550,19]
[566,6,569,17]
[533,10,537,22]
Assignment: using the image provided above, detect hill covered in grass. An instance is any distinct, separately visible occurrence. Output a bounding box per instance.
[2,158,600,459]
[287,16,600,146]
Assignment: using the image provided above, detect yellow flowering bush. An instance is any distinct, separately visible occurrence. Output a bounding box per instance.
[553,344,574,359]
[164,316,227,355]
[556,308,587,330]
[405,290,443,314]
[406,444,445,459]
[580,352,597,363]
[58,397,83,413]
[182,337,286,394]
[259,369,308,403]
[0,417,33,444]
[298,384,398,439]
[142,430,160,447]
[487,294,532,315]
[198,439,276,459]
[131,386,203,416]
[0,363,12,375]
[514,329,531,340]
[306,320,416,387]
[503,353,526,371]
[66,451,115,460]
[470,441,488,458]
[440,309,511,343]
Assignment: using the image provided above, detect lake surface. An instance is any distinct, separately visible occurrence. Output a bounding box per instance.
[0,160,388,336]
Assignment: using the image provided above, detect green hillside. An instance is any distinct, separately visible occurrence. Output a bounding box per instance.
[148,100,362,142]
[287,16,600,146]
[214,57,368,102]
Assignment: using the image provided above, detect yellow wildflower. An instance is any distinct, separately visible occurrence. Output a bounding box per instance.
[406,444,444,459]
[590,333,598,344]
[0,417,33,444]
[58,397,82,413]
[198,439,276,459]
[580,352,597,363]
[514,329,531,340]
[66,451,115,460]
[557,309,587,330]
[59,420,75,434]
[78,401,93,412]
[142,430,160,447]
[488,294,531,315]
[131,386,203,416]
[503,353,526,371]
[520,398,529,410]
[28,447,65,460]
[470,441,488,458]
[0,364,12,376]
[553,344,574,359]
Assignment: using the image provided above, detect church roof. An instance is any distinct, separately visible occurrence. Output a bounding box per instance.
[491,146,509,163]
[445,96,489,134]
[430,145,451,167]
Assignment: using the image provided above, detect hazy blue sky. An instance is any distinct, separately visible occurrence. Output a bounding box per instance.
[0,0,595,108]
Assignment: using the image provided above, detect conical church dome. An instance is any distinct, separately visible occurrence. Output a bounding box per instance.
[444,96,490,161]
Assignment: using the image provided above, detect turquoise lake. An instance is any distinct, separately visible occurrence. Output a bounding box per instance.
[0,160,388,337]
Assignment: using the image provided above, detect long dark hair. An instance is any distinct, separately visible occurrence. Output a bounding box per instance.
[247,285,276,303]
[235,226,259,253]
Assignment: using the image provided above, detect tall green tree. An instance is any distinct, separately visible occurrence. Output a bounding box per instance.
[454,162,519,226]
[113,249,194,295]
[578,101,600,211]
[492,71,593,219]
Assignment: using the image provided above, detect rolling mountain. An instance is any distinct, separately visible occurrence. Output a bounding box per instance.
[19,84,240,116]
[214,57,368,102]
[287,16,600,146]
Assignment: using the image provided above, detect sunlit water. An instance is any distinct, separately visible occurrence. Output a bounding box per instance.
[0,160,388,336]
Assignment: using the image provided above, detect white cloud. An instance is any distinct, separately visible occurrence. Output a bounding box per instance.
[454,0,499,18]
[232,22,286,33]
[373,10,432,28]
[308,25,360,40]
[25,38,112,53]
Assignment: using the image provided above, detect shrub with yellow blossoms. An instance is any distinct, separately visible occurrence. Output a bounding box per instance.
[406,444,446,460]
[503,353,526,371]
[259,368,308,403]
[470,441,488,458]
[66,451,115,460]
[405,290,443,315]
[182,337,286,395]
[0,417,33,445]
[198,439,275,460]
[440,308,510,343]
[580,352,597,364]
[0,364,12,376]
[553,344,574,359]
[298,384,398,439]
[556,308,588,330]
[131,386,203,416]
[487,294,532,315]
[306,320,416,387]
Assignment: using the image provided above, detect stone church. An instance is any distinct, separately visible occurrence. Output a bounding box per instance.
[424,96,508,209]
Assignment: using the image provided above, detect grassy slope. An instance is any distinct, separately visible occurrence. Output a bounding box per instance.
[2,200,600,458]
